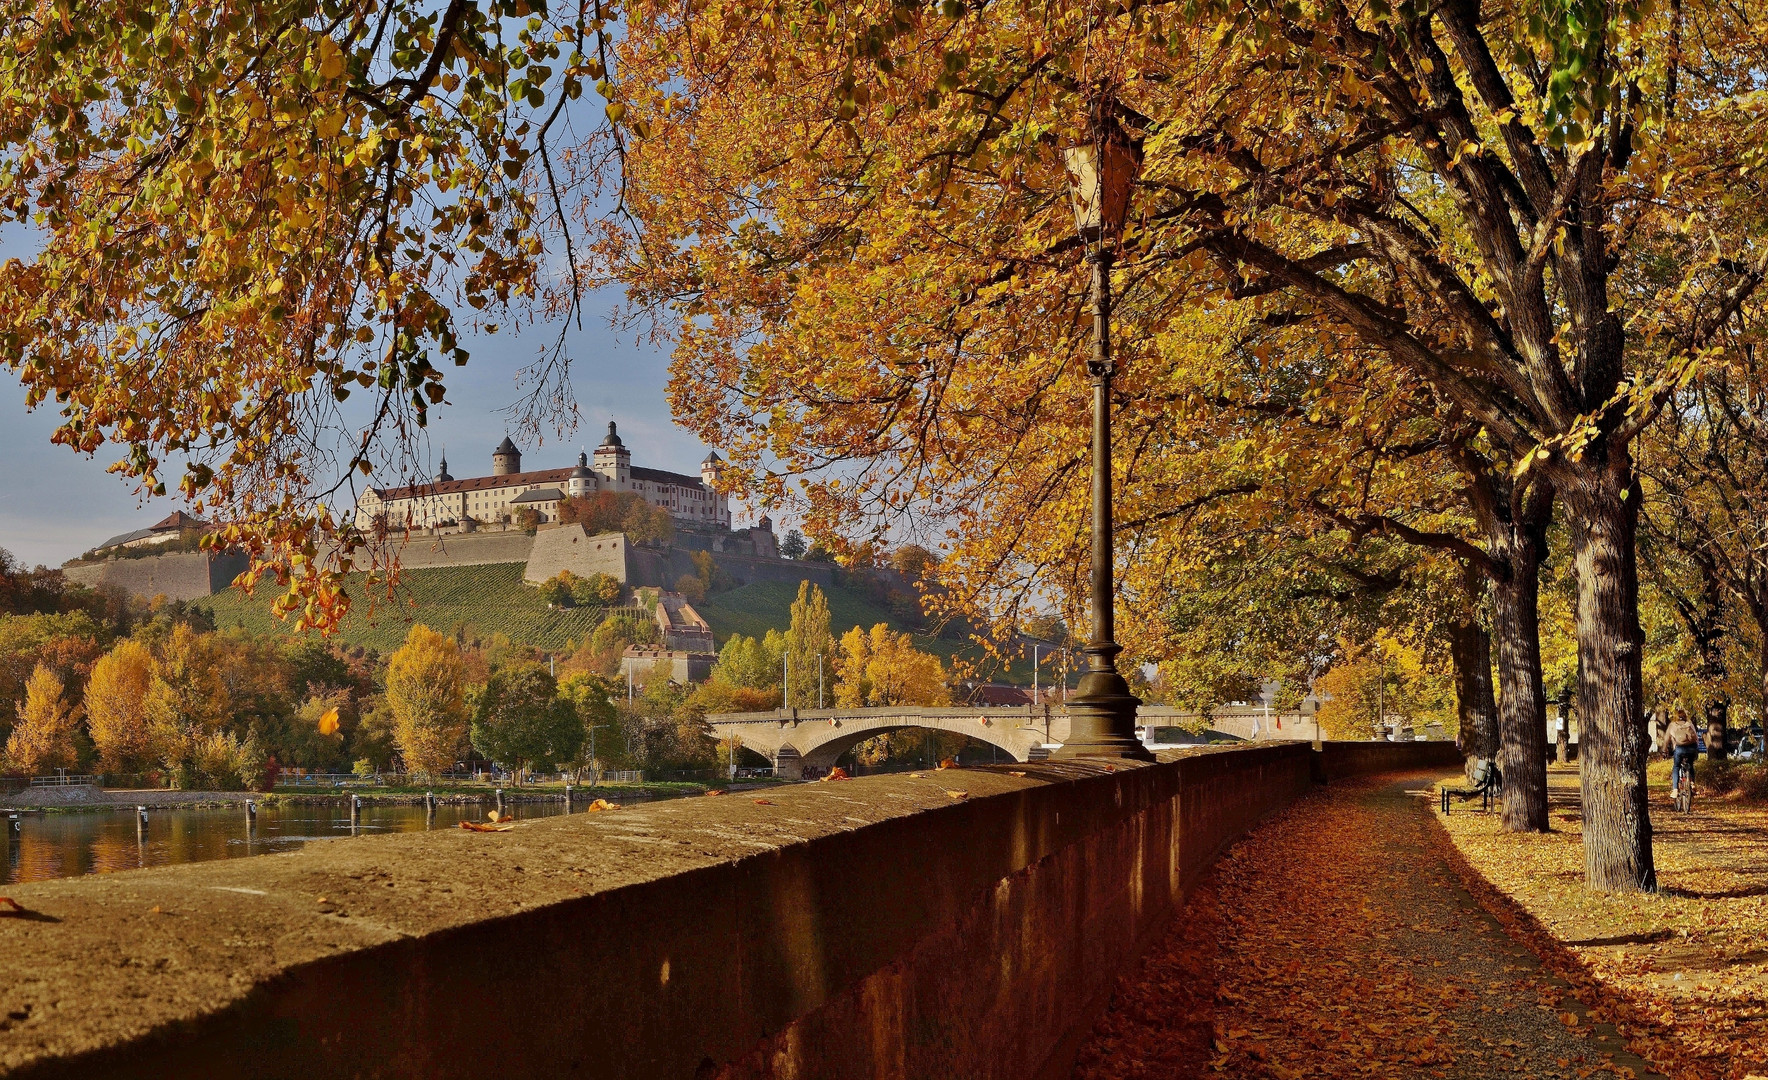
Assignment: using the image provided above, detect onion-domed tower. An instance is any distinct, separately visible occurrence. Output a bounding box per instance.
[592,421,630,488]
[568,451,594,498]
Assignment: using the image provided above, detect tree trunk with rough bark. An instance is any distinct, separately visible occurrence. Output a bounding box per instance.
[1493,562,1549,832]
[1450,614,1498,781]
[1556,702,1570,765]
[1568,481,1656,893]
[1705,696,1730,763]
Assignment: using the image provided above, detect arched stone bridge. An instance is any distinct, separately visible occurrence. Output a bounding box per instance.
[704,704,1319,779]
[704,706,1062,779]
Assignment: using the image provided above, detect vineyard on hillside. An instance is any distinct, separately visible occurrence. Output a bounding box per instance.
[199,563,609,654]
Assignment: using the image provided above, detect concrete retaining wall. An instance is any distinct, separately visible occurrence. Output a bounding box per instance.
[0,743,1456,1079]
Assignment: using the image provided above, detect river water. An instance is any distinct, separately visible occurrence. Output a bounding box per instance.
[0,801,579,885]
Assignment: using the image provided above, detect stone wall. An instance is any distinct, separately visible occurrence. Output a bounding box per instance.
[0,742,1458,1079]
[61,551,250,601]
[522,526,632,584]
[360,529,537,570]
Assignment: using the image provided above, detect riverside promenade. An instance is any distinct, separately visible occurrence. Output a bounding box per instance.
[1075,776,1668,1079]
[0,743,1459,1078]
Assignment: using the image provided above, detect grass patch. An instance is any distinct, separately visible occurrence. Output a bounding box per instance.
[1437,768,1768,1080]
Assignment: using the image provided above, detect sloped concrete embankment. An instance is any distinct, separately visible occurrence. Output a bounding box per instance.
[0,741,1457,1079]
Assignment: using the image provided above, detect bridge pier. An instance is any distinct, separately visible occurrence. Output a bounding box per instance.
[771,746,805,781]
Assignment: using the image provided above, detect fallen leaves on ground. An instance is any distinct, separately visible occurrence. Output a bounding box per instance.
[584,799,620,812]
[753,799,776,805]
[704,789,727,796]
[1439,767,1768,1080]
[487,810,510,822]
[459,820,516,832]
[1074,775,1643,1080]
[0,897,23,915]
[818,768,852,782]
[938,758,960,770]
[945,790,969,800]
[1009,771,1028,777]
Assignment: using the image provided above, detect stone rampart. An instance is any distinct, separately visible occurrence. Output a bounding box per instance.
[360,529,538,570]
[0,742,1458,1079]
[60,551,250,601]
[522,526,632,584]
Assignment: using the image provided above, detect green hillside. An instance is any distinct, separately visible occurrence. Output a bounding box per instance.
[199,566,1025,680]
[198,562,606,654]
[693,579,902,645]
[694,579,1012,675]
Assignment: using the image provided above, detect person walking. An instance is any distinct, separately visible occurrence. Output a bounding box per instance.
[1666,708,1700,804]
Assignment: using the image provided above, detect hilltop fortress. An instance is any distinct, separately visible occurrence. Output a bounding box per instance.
[353,421,732,531]
[65,424,827,602]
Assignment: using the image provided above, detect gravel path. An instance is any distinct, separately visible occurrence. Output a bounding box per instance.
[1074,774,1668,1079]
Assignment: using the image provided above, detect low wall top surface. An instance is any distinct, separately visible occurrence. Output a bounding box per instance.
[0,742,1458,1079]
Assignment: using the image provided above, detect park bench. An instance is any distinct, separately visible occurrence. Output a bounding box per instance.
[1439,757,1502,814]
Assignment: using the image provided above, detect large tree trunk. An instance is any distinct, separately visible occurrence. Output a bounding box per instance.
[1705,695,1730,763]
[1556,702,1570,765]
[1568,479,1656,893]
[1492,561,1550,832]
[1449,611,1498,780]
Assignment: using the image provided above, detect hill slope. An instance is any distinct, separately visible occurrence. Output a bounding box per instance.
[200,566,1019,678]
[199,563,607,654]
[693,580,903,646]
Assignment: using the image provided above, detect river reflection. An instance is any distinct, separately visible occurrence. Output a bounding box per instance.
[0,800,577,885]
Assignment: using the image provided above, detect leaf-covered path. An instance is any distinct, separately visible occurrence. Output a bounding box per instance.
[1073,774,1666,1079]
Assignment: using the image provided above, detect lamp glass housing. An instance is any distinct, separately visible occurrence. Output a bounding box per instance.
[1063,140,1140,241]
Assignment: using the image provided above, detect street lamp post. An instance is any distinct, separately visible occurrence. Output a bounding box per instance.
[1052,117,1154,763]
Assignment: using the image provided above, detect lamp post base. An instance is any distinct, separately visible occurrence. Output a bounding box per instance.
[1052,669,1156,761]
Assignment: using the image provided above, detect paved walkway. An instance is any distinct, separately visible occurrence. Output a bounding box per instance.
[1073,774,1668,1079]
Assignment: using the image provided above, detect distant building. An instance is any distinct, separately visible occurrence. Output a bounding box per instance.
[353,422,731,531]
[91,511,209,554]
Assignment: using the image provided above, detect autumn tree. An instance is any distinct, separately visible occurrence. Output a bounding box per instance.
[385,624,468,777]
[5,663,83,774]
[557,671,621,774]
[712,632,785,692]
[85,640,157,774]
[470,661,583,775]
[602,0,1768,891]
[0,1,624,632]
[835,625,949,707]
[783,582,836,708]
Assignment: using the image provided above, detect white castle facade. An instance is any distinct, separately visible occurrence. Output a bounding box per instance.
[353,422,731,531]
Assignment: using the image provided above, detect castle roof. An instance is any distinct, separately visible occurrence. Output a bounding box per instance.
[632,465,706,489]
[370,463,713,502]
[597,421,625,450]
[702,450,722,464]
[510,487,564,504]
[371,467,576,502]
[494,436,520,454]
[94,511,209,552]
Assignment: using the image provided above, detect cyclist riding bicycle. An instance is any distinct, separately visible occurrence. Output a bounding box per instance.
[1666,708,1700,805]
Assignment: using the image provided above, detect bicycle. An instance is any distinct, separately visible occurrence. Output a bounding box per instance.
[1671,753,1696,814]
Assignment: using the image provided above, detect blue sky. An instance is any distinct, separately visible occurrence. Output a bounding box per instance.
[0,295,744,569]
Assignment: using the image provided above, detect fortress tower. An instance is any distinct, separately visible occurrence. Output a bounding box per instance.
[492,436,522,476]
[568,451,594,498]
[593,421,631,489]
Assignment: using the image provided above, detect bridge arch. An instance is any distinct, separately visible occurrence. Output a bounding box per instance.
[706,706,1057,779]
